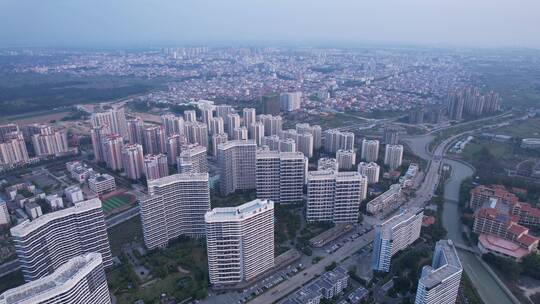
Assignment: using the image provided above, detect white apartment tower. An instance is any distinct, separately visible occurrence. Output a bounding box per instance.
[242,108,256,128]
[415,240,463,304]
[31,128,69,157]
[0,253,111,304]
[296,132,314,158]
[217,140,257,195]
[139,173,211,250]
[10,198,112,282]
[306,171,367,223]
[91,107,127,138]
[372,208,423,272]
[211,133,228,158]
[336,149,356,170]
[227,113,241,138]
[296,123,322,150]
[143,125,166,155]
[90,125,111,162]
[165,134,187,165]
[184,110,197,123]
[358,162,380,184]
[361,139,380,162]
[384,144,404,170]
[256,151,306,204]
[185,121,208,147]
[233,127,249,141]
[259,114,283,136]
[177,144,208,173]
[0,131,29,165]
[205,199,274,285]
[280,92,302,111]
[249,122,265,146]
[209,117,225,135]
[324,130,354,153]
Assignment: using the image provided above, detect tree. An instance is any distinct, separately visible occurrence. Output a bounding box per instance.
[521,253,540,280]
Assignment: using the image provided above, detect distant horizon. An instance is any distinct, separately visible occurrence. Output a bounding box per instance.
[2,0,540,50]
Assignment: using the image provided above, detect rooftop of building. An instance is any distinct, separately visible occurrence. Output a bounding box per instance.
[419,239,462,289]
[205,199,273,223]
[10,198,101,237]
[147,172,209,188]
[479,234,531,260]
[379,208,423,239]
[0,253,103,304]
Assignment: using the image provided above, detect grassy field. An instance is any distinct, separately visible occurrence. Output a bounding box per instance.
[492,117,540,138]
[460,138,512,161]
[102,194,133,214]
[107,216,143,256]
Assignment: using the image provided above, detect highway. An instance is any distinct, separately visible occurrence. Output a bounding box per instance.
[249,230,375,304]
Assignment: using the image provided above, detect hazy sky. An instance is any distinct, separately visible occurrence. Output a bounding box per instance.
[1,0,540,48]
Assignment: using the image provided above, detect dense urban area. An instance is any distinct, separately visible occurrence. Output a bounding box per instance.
[0,46,539,304]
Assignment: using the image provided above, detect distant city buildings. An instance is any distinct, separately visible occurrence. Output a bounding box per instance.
[383,126,400,145]
[280,92,302,112]
[10,198,112,282]
[324,130,354,153]
[307,171,367,223]
[139,173,211,250]
[372,208,423,272]
[415,240,463,304]
[205,199,274,285]
[262,92,281,115]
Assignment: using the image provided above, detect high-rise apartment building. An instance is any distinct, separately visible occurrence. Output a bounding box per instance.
[233,127,249,141]
[0,124,20,141]
[296,132,314,158]
[361,139,379,162]
[165,134,187,165]
[336,149,356,170]
[306,171,367,223]
[215,105,233,121]
[161,114,185,137]
[447,91,465,120]
[324,130,354,153]
[0,131,29,165]
[139,173,211,249]
[205,199,274,285]
[383,126,400,145]
[91,125,111,162]
[126,116,145,145]
[101,134,123,171]
[0,253,111,304]
[296,123,322,150]
[10,198,112,282]
[259,114,283,136]
[91,107,127,138]
[143,125,166,155]
[384,144,404,170]
[144,154,169,180]
[357,162,380,184]
[242,108,256,128]
[122,144,144,180]
[262,92,280,115]
[209,117,225,135]
[211,133,228,158]
[177,144,207,173]
[183,110,197,123]
[249,121,265,146]
[227,113,241,138]
[415,240,463,304]
[185,121,208,147]
[217,140,257,195]
[31,127,69,157]
[372,208,423,272]
[280,92,302,112]
[256,151,306,204]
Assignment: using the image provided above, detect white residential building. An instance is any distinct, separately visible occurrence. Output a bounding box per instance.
[318,157,338,172]
[139,173,211,250]
[217,140,257,195]
[91,107,127,138]
[296,123,322,150]
[0,198,10,226]
[205,199,274,285]
[307,171,367,223]
[242,108,257,128]
[122,143,145,180]
[384,144,404,170]
[324,130,354,153]
[372,208,423,272]
[233,126,249,141]
[177,144,207,173]
[336,149,356,170]
[64,185,84,204]
[161,114,185,137]
[280,92,302,111]
[249,122,265,146]
[10,198,112,282]
[0,253,111,304]
[227,113,241,138]
[366,184,402,214]
[211,133,228,158]
[415,240,463,304]
[88,174,116,196]
[361,139,380,162]
[256,151,306,204]
[144,154,169,181]
[259,114,283,136]
[357,162,380,184]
